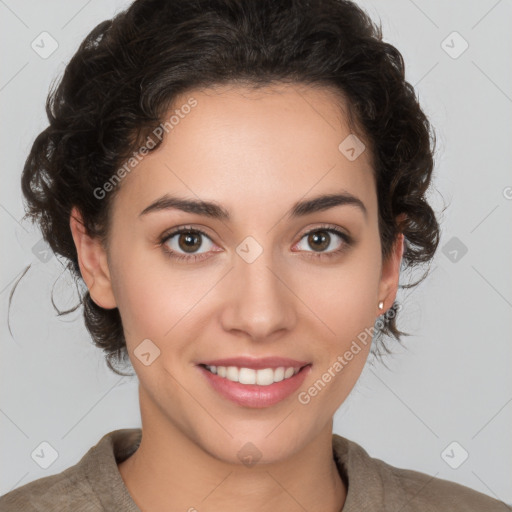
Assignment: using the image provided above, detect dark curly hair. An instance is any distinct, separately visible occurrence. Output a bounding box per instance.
[13,0,441,376]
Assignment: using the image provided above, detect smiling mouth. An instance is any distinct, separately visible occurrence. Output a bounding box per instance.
[199,364,310,386]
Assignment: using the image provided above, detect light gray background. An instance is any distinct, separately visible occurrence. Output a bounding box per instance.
[1,0,511,504]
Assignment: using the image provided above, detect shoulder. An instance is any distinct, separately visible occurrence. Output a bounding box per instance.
[0,462,101,512]
[332,434,511,512]
[379,460,510,511]
[0,428,141,512]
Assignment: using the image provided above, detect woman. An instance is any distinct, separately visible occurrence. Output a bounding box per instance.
[1,0,508,510]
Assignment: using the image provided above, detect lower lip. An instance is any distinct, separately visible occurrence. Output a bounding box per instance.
[198,365,312,408]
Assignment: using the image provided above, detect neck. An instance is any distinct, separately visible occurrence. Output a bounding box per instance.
[118,400,346,512]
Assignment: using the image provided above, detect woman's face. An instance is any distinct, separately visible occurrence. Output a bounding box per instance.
[74,83,402,464]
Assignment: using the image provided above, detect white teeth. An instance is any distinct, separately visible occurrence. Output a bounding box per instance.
[239,367,256,384]
[226,366,239,381]
[204,365,301,385]
[284,367,295,379]
[256,368,274,385]
[273,367,285,382]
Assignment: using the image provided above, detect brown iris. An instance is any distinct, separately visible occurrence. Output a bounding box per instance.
[307,230,330,252]
[178,231,203,253]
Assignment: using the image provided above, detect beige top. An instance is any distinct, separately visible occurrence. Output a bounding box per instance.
[0,428,509,511]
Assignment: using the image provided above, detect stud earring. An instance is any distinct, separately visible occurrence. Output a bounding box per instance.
[378,301,384,310]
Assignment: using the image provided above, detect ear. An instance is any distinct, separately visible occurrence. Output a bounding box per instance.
[69,206,117,309]
[376,213,406,316]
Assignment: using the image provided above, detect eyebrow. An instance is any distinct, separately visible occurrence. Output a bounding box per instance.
[139,191,367,220]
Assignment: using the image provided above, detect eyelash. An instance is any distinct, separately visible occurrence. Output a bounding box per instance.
[158,224,353,263]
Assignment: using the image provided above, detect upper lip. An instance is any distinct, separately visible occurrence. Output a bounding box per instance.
[198,356,311,370]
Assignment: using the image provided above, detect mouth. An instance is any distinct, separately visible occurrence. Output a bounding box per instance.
[196,360,312,408]
[199,363,307,386]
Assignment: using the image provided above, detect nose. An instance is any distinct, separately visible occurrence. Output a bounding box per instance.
[218,248,297,342]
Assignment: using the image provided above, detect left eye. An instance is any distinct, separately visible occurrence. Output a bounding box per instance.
[295,228,348,254]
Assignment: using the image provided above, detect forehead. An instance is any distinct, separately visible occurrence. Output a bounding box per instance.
[113,83,376,223]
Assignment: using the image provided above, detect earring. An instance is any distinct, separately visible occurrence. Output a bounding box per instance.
[378,300,384,310]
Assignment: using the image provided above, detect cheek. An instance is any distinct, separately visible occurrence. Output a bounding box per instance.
[109,248,217,351]
[299,285,375,420]
[304,252,381,342]
[296,249,381,404]
[108,247,174,343]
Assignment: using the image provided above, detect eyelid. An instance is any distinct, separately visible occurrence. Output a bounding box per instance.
[295,223,351,242]
[159,225,214,243]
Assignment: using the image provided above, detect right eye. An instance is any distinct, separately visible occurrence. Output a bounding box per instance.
[159,227,218,262]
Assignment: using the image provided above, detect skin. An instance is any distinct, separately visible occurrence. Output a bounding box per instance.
[70,83,404,512]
